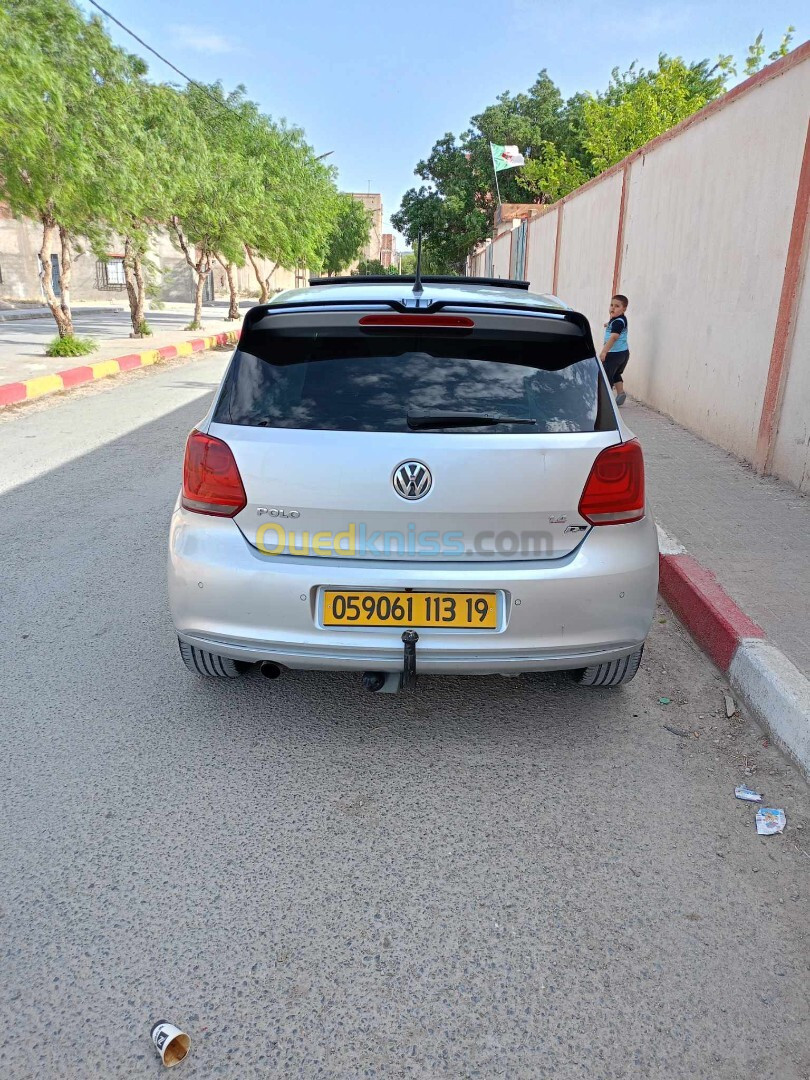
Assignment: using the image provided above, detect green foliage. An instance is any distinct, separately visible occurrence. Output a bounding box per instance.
[45,334,97,357]
[0,0,144,240]
[242,118,339,277]
[136,319,152,336]
[321,196,371,275]
[742,26,795,76]
[398,253,416,275]
[518,142,589,203]
[111,80,207,260]
[395,30,796,269]
[356,259,398,276]
[0,0,344,331]
[580,55,730,173]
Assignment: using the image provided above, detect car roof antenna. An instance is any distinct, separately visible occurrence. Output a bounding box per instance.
[412,230,424,296]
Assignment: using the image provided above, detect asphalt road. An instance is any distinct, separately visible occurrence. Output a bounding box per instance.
[1,357,808,1079]
[0,306,226,353]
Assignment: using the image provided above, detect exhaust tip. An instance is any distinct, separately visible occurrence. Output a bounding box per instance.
[260,661,283,680]
[361,671,386,693]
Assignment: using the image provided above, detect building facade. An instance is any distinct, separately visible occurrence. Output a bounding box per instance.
[349,193,383,264]
[380,233,395,268]
[0,205,300,306]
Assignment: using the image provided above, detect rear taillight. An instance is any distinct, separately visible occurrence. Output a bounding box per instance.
[182,430,247,517]
[578,440,645,525]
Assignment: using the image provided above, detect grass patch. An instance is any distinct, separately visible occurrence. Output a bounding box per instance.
[136,319,152,337]
[184,321,202,331]
[45,335,98,358]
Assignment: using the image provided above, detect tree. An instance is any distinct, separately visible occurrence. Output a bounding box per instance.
[243,119,340,301]
[393,72,575,271]
[578,55,732,174]
[320,196,370,276]
[355,259,398,275]
[515,142,589,204]
[0,0,144,342]
[169,82,257,329]
[395,31,796,263]
[106,81,206,335]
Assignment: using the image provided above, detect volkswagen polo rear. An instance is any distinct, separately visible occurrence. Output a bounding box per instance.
[168,279,659,688]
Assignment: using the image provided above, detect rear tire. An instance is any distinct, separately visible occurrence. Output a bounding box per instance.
[570,644,644,688]
[178,638,251,678]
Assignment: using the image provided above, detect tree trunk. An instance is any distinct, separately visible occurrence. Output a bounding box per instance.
[123,236,146,336]
[245,245,269,303]
[57,227,75,337]
[193,268,207,329]
[262,262,277,300]
[171,216,208,328]
[134,253,147,330]
[216,255,240,320]
[38,215,72,337]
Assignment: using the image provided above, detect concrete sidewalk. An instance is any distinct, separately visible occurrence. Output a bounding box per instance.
[628,401,810,680]
[0,302,243,386]
[629,399,810,774]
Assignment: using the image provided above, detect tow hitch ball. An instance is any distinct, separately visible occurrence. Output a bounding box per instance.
[402,629,419,690]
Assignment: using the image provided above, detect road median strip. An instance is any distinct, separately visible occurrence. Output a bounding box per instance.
[657,525,810,777]
[0,329,239,408]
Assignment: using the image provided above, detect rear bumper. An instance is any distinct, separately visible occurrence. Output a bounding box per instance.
[168,508,659,674]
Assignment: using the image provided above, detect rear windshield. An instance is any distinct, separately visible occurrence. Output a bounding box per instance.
[214,328,615,433]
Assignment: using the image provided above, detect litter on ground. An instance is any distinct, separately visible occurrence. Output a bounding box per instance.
[756,808,786,835]
[735,785,763,803]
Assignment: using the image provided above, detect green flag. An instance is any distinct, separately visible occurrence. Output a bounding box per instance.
[490,143,526,172]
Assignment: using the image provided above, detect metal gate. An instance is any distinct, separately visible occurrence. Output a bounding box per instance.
[510,220,527,280]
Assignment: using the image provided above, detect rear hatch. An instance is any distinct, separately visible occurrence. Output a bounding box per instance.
[208,303,619,561]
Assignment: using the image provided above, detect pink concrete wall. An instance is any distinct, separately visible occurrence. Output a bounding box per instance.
[771,231,810,492]
[470,44,810,489]
[554,170,623,342]
[524,208,557,294]
[618,57,810,461]
[491,230,512,278]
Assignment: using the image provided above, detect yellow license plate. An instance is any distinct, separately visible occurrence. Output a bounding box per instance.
[322,590,498,628]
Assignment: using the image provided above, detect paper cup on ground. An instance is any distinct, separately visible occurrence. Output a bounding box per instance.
[151,1021,190,1067]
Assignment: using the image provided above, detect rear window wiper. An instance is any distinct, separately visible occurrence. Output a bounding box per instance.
[406,412,537,430]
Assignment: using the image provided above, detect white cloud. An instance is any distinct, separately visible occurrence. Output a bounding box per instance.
[171,24,239,54]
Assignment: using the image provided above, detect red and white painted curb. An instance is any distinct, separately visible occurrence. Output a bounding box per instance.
[0,329,239,408]
[657,525,810,776]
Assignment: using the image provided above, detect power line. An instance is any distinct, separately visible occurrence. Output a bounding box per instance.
[87,1,336,164]
[86,0,241,115]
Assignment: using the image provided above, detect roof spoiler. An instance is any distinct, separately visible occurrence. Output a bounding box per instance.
[308,275,531,290]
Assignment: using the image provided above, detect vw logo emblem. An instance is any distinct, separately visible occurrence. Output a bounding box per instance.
[393,460,432,500]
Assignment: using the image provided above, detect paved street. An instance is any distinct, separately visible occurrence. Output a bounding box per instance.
[0,303,244,385]
[1,357,808,1078]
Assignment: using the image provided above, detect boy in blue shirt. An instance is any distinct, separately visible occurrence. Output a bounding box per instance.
[599,294,629,406]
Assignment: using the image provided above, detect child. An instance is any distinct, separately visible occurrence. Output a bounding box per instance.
[599,294,629,406]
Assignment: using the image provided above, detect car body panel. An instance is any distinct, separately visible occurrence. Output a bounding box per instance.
[169,279,659,677]
[169,506,659,673]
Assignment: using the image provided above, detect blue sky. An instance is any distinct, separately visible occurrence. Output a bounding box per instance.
[87,0,804,246]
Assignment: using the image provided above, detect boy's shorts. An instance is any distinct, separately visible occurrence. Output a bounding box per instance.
[604,350,629,385]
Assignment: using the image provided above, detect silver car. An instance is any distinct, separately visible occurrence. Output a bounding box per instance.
[168,275,658,691]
